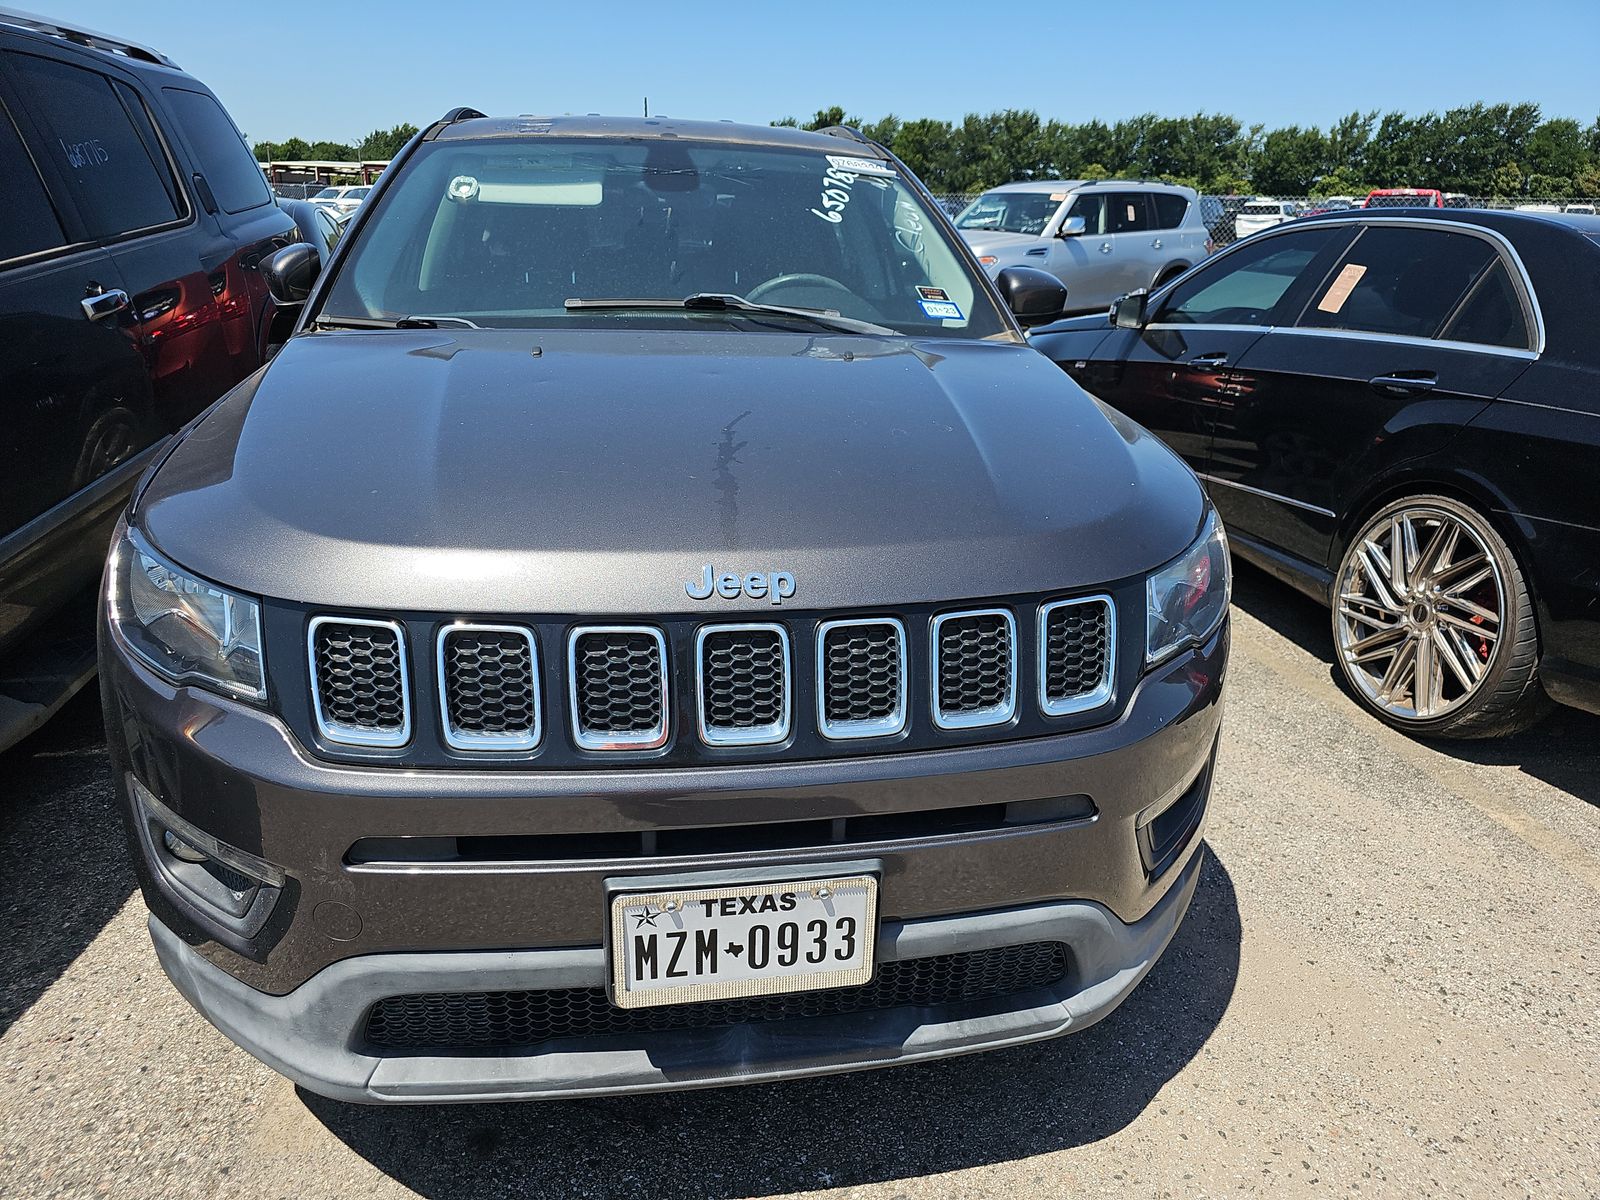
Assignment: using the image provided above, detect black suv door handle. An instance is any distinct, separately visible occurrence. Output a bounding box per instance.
[1187,351,1229,369]
[81,287,130,322]
[1368,372,1437,396]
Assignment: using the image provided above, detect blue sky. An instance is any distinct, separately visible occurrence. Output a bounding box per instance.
[40,0,1600,145]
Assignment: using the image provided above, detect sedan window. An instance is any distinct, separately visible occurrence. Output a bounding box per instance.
[1154,227,1341,325]
[1299,227,1498,340]
[1438,259,1530,349]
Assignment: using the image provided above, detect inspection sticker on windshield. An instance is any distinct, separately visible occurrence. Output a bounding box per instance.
[919,298,965,321]
[826,154,895,177]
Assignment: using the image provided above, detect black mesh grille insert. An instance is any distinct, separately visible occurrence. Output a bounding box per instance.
[935,611,1013,719]
[572,629,665,741]
[312,621,406,733]
[821,621,902,730]
[442,628,537,741]
[700,627,786,738]
[1043,600,1112,706]
[363,941,1070,1052]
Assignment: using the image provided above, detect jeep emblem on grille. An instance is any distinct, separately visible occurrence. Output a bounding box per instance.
[685,564,797,606]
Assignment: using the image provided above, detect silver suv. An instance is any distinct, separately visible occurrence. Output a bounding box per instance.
[956,181,1208,313]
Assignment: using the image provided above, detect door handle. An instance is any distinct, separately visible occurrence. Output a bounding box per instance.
[1152,238,1163,250]
[1368,372,1437,396]
[1188,351,1230,369]
[1099,242,1112,254]
[81,287,130,322]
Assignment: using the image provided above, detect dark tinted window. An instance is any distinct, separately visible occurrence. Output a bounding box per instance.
[1299,227,1497,339]
[0,107,65,262]
[1108,193,1151,233]
[7,54,181,238]
[1067,192,1107,235]
[1439,259,1530,349]
[1152,192,1189,229]
[162,88,271,214]
[1156,227,1341,325]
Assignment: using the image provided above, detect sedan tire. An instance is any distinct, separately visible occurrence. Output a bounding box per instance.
[1331,494,1550,739]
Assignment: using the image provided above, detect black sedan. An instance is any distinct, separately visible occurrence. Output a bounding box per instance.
[1032,208,1600,738]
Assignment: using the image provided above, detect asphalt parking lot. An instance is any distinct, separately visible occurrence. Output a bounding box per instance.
[2,564,1597,1199]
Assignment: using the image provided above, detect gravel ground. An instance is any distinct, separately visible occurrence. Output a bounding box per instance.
[2,564,1597,1199]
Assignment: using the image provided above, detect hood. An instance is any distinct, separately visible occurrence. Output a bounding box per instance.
[958,229,1050,262]
[138,328,1205,614]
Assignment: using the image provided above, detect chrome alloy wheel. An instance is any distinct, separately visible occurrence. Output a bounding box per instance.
[1335,505,1505,722]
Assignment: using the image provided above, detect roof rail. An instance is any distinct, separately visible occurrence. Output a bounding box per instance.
[0,6,177,67]
[440,107,487,124]
[817,125,875,147]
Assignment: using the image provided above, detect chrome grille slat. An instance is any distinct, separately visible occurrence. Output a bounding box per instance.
[307,616,411,747]
[437,623,541,751]
[567,626,669,750]
[1038,596,1115,716]
[817,617,907,739]
[930,608,1017,730]
[696,623,791,746]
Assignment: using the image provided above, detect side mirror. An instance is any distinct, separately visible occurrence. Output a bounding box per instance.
[1111,289,1149,330]
[1057,215,1087,238]
[994,265,1068,327]
[262,242,321,305]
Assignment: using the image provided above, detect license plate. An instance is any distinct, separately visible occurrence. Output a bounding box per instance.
[608,874,878,1009]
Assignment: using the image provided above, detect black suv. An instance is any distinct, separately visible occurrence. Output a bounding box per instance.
[0,10,295,749]
[100,112,1229,1103]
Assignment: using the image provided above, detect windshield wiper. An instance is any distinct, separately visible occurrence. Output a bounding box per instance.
[314,314,482,330]
[565,293,895,336]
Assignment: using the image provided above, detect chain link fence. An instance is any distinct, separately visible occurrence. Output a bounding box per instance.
[931,192,1598,247]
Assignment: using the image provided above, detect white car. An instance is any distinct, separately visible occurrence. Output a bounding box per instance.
[955,180,1209,313]
[1562,203,1596,215]
[309,184,371,216]
[1233,198,1302,240]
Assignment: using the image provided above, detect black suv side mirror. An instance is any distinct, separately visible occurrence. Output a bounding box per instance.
[1110,289,1149,330]
[994,266,1068,327]
[263,243,322,306]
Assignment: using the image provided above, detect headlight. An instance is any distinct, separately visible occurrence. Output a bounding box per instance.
[1146,509,1230,665]
[109,526,265,700]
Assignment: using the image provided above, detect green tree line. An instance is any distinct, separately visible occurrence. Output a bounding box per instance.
[776,104,1600,197]
[251,124,419,164]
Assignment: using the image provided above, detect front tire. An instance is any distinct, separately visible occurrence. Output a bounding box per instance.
[1331,494,1549,738]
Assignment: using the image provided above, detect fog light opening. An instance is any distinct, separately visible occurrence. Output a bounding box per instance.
[130,775,286,932]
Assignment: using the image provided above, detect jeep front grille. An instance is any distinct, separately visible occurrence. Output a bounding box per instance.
[696,624,791,746]
[307,616,411,747]
[1039,596,1115,715]
[817,618,906,739]
[568,626,669,750]
[299,593,1127,763]
[930,608,1017,729]
[438,624,540,750]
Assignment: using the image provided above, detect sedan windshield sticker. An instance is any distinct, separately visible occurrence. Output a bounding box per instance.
[1317,262,1368,314]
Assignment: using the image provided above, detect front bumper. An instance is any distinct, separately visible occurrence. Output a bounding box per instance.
[151,849,1203,1104]
[104,615,1225,1101]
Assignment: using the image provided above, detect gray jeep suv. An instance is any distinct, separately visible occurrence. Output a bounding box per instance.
[100,113,1229,1103]
[958,181,1209,313]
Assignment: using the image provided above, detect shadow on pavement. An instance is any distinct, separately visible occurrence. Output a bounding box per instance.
[302,849,1242,1200]
[1228,555,1600,807]
[0,685,136,1036]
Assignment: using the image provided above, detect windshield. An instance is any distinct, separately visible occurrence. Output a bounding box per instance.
[955,191,1063,235]
[350,187,370,199]
[318,137,1008,338]
[313,187,341,199]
